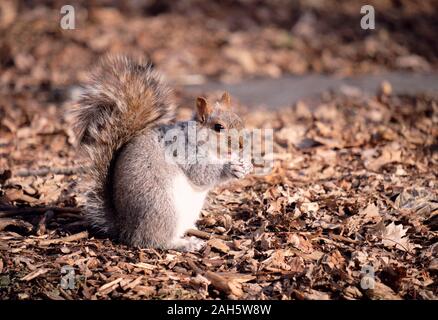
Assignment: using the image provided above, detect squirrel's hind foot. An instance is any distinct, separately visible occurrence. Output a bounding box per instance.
[169,236,205,252]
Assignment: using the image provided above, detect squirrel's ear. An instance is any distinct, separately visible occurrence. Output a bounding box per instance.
[220,92,231,108]
[196,97,211,123]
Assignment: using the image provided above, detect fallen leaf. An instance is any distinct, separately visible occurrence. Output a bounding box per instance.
[365,282,402,300]
[364,144,402,171]
[207,238,230,253]
[380,222,418,252]
[359,203,381,223]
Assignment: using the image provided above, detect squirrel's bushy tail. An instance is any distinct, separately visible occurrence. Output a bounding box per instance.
[71,55,175,236]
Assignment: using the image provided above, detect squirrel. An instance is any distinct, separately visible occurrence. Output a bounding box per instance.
[71,55,253,251]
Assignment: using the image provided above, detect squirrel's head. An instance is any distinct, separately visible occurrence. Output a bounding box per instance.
[194,92,245,156]
[195,92,243,131]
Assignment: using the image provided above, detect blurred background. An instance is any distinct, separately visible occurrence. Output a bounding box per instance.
[0,0,437,90]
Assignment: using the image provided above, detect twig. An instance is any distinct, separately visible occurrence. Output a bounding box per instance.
[36,210,55,235]
[98,277,123,295]
[15,166,87,177]
[20,268,50,281]
[186,228,230,240]
[0,206,82,218]
[38,231,88,245]
[186,258,204,274]
[121,276,144,291]
[328,232,358,244]
[186,229,211,240]
[186,258,243,297]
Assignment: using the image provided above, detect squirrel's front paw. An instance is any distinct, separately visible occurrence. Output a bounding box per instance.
[227,158,253,179]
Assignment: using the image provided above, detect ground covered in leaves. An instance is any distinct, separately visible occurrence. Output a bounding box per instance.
[0,0,437,300]
[1,89,437,300]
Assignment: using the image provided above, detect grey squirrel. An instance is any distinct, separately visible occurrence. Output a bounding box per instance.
[71,55,252,251]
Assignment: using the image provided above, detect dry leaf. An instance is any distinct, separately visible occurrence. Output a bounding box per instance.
[207,238,230,253]
[365,282,402,300]
[364,144,402,171]
[381,222,418,252]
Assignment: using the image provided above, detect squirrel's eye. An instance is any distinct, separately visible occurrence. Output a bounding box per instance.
[214,123,225,132]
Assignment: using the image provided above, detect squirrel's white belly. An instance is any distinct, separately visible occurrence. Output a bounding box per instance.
[171,174,208,238]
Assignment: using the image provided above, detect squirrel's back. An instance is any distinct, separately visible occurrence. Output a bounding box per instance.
[71,55,175,235]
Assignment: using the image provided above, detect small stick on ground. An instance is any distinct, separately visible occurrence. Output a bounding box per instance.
[0,207,82,218]
[328,231,359,244]
[15,166,87,177]
[186,228,230,240]
[186,258,243,298]
[39,231,89,245]
[36,210,55,235]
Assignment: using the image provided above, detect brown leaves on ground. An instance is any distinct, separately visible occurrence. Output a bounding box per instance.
[0,89,436,300]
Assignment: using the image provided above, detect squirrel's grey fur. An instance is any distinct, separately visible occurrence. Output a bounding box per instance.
[71,55,252,251]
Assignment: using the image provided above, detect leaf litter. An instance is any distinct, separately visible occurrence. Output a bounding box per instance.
[1,88,436,300]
